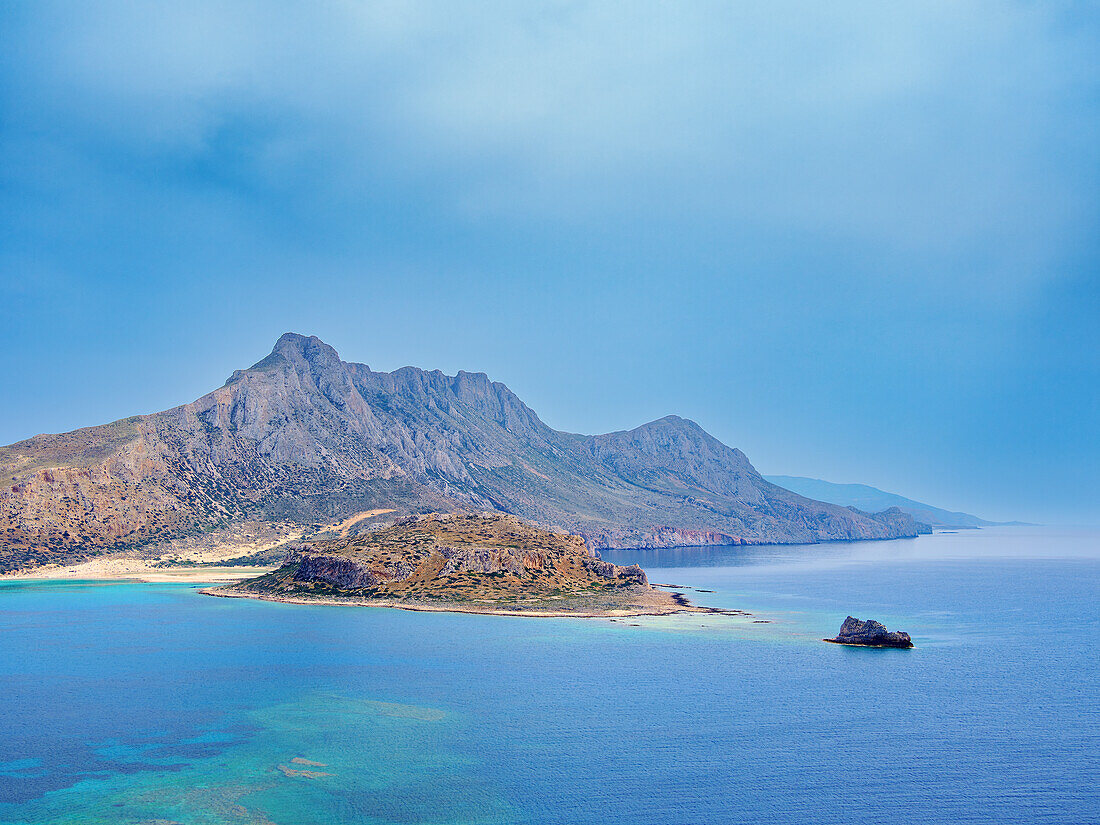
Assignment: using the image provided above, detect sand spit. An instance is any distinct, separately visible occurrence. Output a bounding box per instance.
[2,557,274,584]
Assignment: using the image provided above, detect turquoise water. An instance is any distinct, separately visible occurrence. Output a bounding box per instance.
[0,527,1097,824]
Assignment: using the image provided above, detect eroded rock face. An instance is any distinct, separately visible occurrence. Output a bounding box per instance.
[826,616,913,648]
[290,550,384,590]
[582,557,648,585]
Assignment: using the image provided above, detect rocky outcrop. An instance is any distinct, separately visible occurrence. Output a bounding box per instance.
[1,333,924,571]
[825,616,914,648]
[289,549,386,589]
[438,546,535,576]
[238,512,652,601]
[582,557,648,585]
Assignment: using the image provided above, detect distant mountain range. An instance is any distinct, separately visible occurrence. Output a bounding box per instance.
[0,334,926,572]
[764,476,1000,528]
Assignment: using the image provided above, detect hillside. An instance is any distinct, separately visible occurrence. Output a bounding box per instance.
[214,512,686,616]
[764,475,995,528]
[0,334,924,572]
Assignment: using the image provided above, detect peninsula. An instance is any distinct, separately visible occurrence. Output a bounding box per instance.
[207,512,707,617]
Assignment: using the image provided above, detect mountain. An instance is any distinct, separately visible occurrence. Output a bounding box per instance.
[0,334,924,572]
[763,475,996,528]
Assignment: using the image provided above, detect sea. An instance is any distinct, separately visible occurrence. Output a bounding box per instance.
[0,526,1096,824]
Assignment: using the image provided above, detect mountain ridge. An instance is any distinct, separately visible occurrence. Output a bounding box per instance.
[0,333,925,571]
[764,475,997,528]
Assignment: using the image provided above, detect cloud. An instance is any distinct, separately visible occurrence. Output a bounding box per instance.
[2,1,1097,303]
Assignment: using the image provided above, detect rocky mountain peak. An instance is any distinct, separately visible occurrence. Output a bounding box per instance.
[269,332,345,371]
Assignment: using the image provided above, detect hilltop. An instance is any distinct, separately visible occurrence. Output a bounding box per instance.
[212,512,692,617]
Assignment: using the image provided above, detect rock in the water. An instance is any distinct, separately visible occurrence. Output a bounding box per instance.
[825,616,913,648]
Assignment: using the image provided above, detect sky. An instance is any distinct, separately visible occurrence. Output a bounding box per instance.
[1,1,1097,524]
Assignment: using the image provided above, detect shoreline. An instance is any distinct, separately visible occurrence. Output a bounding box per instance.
[822,638,914,649]
[1,561,760,620]
[1,559,276,584]
[201,584,752,620]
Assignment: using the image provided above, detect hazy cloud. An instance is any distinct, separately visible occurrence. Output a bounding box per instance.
[6,1,1097,297]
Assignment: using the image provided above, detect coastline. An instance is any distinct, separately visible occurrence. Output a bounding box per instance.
[1,558,275,584]
[822,639,913,649]
[200,583,750,620]
[0,529,938,586]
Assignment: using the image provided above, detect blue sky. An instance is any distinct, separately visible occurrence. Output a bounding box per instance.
[1,2,1097,523]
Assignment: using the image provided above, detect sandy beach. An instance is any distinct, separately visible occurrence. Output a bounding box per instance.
[2,558,275,584]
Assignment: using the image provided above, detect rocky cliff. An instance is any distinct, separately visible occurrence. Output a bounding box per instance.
[1,333,924,571]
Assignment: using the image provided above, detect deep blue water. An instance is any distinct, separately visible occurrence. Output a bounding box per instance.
[0,527,1097,824]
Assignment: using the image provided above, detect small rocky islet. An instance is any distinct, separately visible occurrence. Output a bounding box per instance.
[825,616,914,648]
